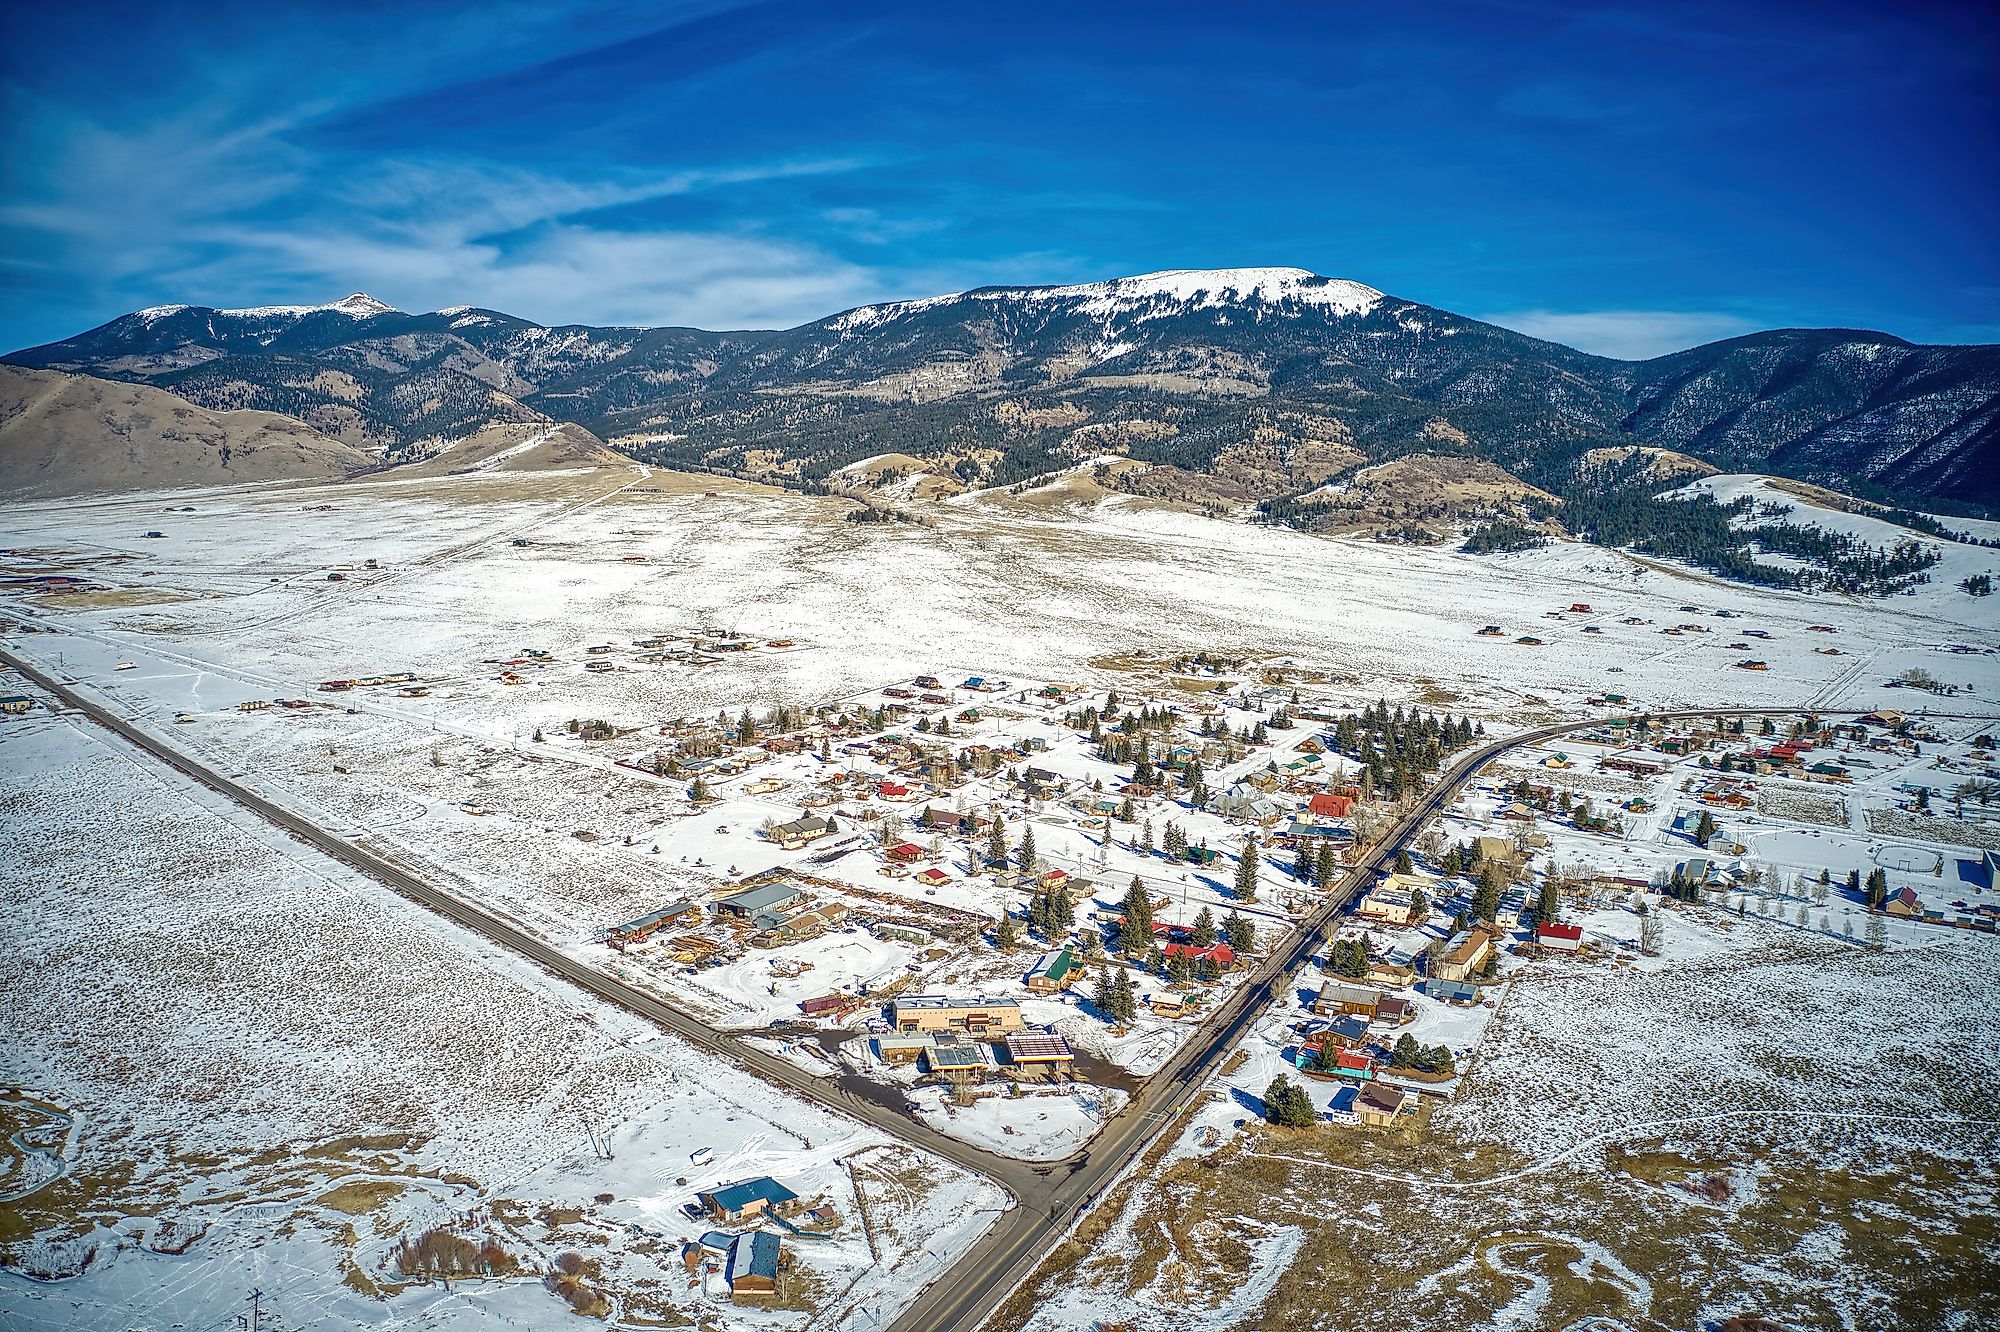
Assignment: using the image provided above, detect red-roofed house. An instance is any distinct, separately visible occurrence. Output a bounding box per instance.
[916,867,951,888]
[1308,793,1355,819]
[886,842,926,864]
[1162,942,1236,968]
[1535,921,1584,953]
[878,781,916,802]
[1883,886,1924,918]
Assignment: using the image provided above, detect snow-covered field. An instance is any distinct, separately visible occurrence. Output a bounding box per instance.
[0,701,1005,1331]
[3,463,1996,1329]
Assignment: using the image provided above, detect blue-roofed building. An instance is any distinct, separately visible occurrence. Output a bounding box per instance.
[1324,1083,1360,1124]
[718,882,805,919]
[699,1176,801,1224]
[727,1230,782,1296]
[1425,977,1478,1005]
[1957,850,2000,891]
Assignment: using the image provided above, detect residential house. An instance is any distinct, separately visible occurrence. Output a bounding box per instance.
[699,1177,802,1225]
[726,1231,782,1297]
[1025,947,1082,993]
[1432,927,1498,982]
[1314,1014,1372,1049]
[1375,995,1415,1025]
[1424,977,1479,1005]
[1535,922,1584,953]
[1163,941,1236,969]
[885,842,926,864]
[766,815,837,850]
[1883,886,1925,918]
[922,806,988,834]
[1212,792,1287,824]
[1356,1083,1409,1128]
[1313,981,1382,1019]
[1364,959,1418,989]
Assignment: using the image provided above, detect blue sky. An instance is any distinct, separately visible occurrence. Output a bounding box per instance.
[2,0,1995,357]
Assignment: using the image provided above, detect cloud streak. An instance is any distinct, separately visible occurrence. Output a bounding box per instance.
[1476,308,1762,360]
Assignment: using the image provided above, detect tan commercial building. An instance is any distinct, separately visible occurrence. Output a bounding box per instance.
[890,995,1024,1034]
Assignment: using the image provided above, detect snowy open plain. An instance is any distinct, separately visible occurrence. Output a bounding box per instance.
[3,461,1997,1330]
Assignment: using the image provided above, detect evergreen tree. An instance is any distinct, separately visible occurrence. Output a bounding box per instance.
[1222,911,1255,954]
[1263,1075,1316,1128]
[1693,809,1717,848]
[1317,842,1339,889]
[1168,950,1196,983]
[1865,867,1888,909]
[1119,879,1154,952]
[1235,839,1261,902]
[1532,880,1560,926]
[689,775,710,802]
[1016,825,1038,873]
[1394,849,1414,875]
[1191,906,1218,949]
[1472,861,1505,922]
[995,913,1023,951]
[1409,887,1430,921]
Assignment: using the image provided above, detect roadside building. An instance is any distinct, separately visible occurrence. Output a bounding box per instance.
[1313,981,1382,1019]
[1004,1032,1076,1066]
[891,996,1025,1034]
[921,1040,991,1076]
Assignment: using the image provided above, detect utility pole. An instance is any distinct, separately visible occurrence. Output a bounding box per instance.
[238,1287,264,1332]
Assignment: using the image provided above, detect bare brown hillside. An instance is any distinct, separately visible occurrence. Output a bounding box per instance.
[0,365,369,498]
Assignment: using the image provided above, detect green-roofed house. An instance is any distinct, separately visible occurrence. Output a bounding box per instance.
[1025,947,1081,994]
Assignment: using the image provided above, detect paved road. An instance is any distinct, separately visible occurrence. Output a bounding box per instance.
[0,646,1033,1192]
[10,645,1975,1331]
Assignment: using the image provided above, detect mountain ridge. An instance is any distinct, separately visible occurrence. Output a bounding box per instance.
[9,269,1995,510]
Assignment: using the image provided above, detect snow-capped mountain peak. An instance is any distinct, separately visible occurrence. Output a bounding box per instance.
[327,292,399,317]
[134,293,405,322]
[831,266,1384,333]
[1025,267,1384,317]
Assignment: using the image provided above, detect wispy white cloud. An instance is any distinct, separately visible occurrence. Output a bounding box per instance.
[0,78,902,332]
[1476,308,1762,359]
